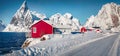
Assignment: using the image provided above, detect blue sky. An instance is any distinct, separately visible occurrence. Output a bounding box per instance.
[0,0,120,25]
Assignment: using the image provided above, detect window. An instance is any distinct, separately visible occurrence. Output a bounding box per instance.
[33,27,37,33]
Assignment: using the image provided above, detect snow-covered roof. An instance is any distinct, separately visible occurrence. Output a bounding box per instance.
[53,24,72,29]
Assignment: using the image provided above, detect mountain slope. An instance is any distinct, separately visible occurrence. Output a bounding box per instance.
[3,1,32,32]
[31,11,47,21]
[10,1,32,27]
[50,13,81,31]
[84,15,95,28]
[85,2,120,32]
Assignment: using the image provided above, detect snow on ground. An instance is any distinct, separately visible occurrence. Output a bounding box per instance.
[27,38,41,47]
[59,33,119,56]
[3,31,114,56]
[108,34,120,56]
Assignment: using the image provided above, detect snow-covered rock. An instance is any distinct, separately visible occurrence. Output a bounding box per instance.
[0,20,6,31]
[3,1,32,32]
[85,2,120,32]
[3,24,30,32]
[10,1,32,27]
[50,13,62,24]
[31,11,47,20]
[64,13,73,19]
[72,18,81,29]
[85,15,96,28]
[50,13,81,32]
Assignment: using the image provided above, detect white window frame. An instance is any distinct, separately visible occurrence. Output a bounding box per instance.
[33,27,37,33]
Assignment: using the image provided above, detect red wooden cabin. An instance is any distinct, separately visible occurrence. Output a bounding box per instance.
[31,20,53,38]
[80,27,87,33]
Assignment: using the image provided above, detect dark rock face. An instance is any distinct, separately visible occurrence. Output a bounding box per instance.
[111,14,119,27]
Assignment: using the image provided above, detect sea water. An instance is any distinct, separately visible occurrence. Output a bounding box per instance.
[0,32,26,54]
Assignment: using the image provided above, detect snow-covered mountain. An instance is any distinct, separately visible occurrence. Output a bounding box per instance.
[31,11,47,21]
[3,1,81,32]
[11,1,32,27]
[50,13,81,31]
[85,2,120,32]
[3,1,32,32]
[0,20,6,31]
[3,1,46,32]
[84,15,96,28]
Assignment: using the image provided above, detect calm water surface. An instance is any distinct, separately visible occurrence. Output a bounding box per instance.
[0,32,26,54]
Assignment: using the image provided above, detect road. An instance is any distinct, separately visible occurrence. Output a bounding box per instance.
[58,33,120,56]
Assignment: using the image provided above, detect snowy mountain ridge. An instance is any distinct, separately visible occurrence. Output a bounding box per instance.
[3,1,47,32]
[31,11,47,20]
[3,1,81,32]
[50,13,81,30]
[85,2,120,32]
[3,1,32,32]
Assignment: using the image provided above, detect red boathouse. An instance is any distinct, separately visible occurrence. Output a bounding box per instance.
[31,20,53,38]
[80,27,87,33]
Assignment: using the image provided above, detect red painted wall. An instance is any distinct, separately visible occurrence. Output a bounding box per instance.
[80,27,87,33]
[31,20,53,38]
